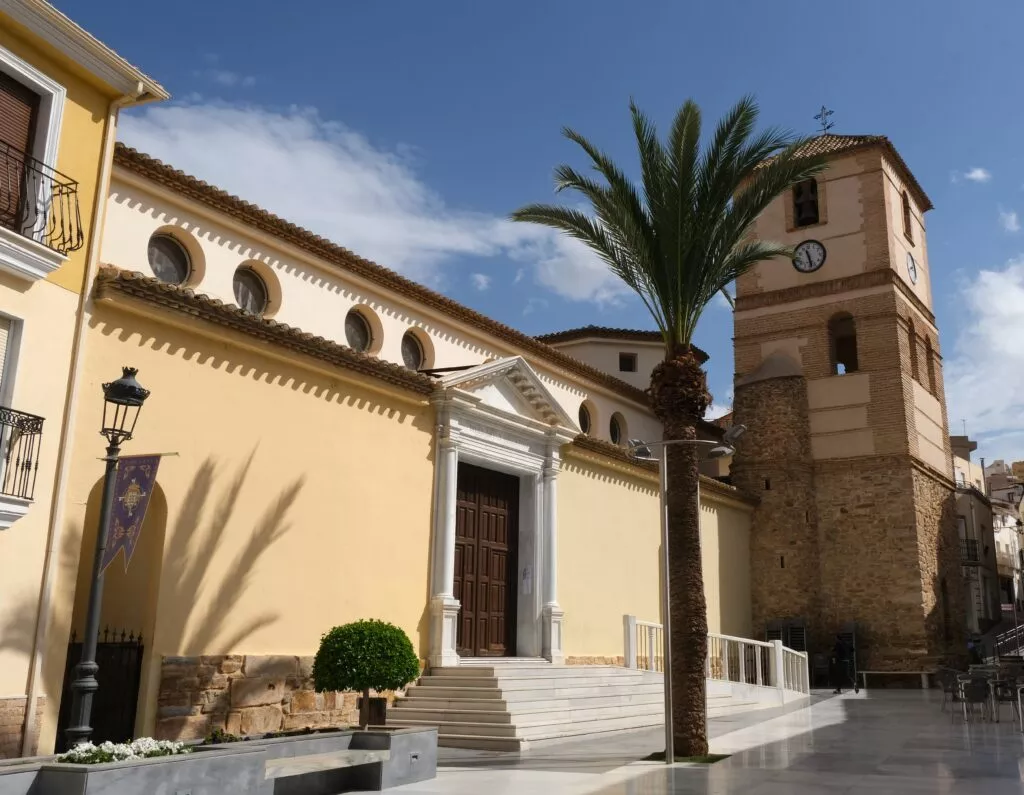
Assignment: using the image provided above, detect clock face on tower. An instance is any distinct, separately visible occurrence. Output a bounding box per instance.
[792,240,826,273]
[906,252,919,284]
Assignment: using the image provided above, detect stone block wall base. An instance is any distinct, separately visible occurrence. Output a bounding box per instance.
[155,654,361,741]
[566,656,625,666]
[0,696,45,759]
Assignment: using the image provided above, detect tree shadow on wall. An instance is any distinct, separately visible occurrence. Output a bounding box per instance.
[157,450,305,655]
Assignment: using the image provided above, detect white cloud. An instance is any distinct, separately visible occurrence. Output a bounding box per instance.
[704,403,731,421]
[119,101,621,301]
[513,267,526,284]
[470,273,491,291]
[523,297,549,316]
[964,167,992,183]
[946,256,1024,461]
[1000,208,1020,233]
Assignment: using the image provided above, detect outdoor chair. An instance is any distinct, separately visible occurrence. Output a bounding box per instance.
[936,668,960,711]
[991,678,1020,723]
[958,678,992,723]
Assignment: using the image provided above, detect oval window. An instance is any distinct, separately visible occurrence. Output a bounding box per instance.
[578,403,591,435]
[233,266,269,316]
[401,330,424,369]
[610,413,625,446]
[345,309,373,353]
[148,234,191,285]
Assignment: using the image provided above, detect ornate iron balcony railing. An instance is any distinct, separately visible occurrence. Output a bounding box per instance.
[0,141,84,255]
[0,406,44,501]
[960,538,980,564]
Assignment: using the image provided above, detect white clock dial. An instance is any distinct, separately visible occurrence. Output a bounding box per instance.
[792,240,826,273]
[906,252,919,284]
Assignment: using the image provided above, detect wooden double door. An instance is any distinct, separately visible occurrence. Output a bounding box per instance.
[454,463,519,657]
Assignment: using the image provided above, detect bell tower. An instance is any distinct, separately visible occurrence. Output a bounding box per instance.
[730,135,965,668]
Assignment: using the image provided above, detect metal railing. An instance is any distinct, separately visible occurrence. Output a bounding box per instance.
[622,616,810,695]
[994,622,1024,657]
[960,538,980,563]
[0,406,44,500]
[0,141,84,255]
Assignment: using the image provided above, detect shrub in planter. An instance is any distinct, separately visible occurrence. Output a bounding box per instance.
[313,619,420,727]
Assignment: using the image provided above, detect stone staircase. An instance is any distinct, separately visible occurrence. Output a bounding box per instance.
[386,658,757,751]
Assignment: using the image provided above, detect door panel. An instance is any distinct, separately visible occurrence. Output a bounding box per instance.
[453,463,519,656]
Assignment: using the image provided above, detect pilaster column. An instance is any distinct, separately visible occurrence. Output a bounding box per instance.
[430,435,460,668]
[541,454,564,664]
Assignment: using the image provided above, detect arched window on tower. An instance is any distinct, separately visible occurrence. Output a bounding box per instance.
[828,313,859,375]
[925,337,937,394]
[902,191,914,243]
[793,179,819,227]
[908,318,919,383]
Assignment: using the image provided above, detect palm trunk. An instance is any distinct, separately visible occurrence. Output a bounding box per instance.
[650,349,711,759]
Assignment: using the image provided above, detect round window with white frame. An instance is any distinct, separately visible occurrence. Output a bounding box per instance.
[401,330,424,370]
[233,266,269,316]
[610,412,626,446]
[147,234,191,285]
[345,309,373,353]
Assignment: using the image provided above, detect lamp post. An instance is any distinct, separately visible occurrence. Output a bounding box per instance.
[65,367,150,748]
[628,424,746,765]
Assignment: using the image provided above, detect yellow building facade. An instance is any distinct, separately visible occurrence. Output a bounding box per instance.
[18,143,755,751]
[0,0,165,757]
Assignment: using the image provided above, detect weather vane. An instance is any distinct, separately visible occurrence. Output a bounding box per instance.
[814,105,834,135]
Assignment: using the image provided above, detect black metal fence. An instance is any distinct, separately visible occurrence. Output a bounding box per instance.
[0,141,84,255]
[55,629,144,752]
[0,406,43,500]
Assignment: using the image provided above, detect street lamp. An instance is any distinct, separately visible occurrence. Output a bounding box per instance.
[628,423,746,764]
[66,367,150,747]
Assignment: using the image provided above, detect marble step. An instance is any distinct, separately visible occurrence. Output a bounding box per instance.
[390,700,663,726]
[415,674,658,691]
[436,733,523,751]
[427,665,634,678]
[405,681,666,701]
[397,690,669,712]
[389,710,664,740]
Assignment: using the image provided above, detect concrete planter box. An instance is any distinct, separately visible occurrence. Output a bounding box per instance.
[0,760,42,795]
[348,727,438,790]
[197,726,436,793]
[33,746,266,795]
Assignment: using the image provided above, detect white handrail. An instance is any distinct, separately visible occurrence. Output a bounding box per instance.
[622,615,810,695]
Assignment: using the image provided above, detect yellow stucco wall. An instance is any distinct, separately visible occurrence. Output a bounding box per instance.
[38,296,437,749]
[557,451,754,660]
[0,19,118,709]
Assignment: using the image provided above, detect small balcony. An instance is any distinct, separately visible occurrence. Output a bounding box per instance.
[0,406,44,524]
[0,141,84,279]
[960,538,980,564]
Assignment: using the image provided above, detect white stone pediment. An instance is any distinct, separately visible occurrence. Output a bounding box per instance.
[436,357,578,431]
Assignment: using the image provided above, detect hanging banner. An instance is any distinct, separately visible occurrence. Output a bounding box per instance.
[100,454,162,574]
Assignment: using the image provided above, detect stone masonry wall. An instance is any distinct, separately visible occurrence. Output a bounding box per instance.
[155,655,361,741]
[0,696,44,759]
[732,374,821,644]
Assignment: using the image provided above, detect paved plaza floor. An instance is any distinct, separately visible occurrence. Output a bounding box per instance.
[367,690,1024,794]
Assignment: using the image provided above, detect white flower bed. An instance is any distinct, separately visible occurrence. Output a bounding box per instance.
[57,737,192,764]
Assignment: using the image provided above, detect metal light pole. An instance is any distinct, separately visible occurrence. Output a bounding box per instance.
[65,368,149,748]
[629,424,746,764]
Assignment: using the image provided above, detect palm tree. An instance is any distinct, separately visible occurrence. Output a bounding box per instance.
[512,96,827,758]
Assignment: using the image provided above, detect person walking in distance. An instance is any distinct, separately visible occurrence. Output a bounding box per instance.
[830,634,856,694]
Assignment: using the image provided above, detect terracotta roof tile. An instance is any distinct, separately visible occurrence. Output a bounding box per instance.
[93,267,436,395]
[536,326,709,363]
[783,134,933,211]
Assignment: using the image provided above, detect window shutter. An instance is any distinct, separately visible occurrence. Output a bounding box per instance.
[0,72,38,154]
[0,72,39,234]
[0,317,12,396]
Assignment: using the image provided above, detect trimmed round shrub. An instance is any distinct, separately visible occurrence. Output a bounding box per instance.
[312,619,420,695]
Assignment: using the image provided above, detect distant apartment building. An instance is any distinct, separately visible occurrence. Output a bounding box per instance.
[952,437,1001,634]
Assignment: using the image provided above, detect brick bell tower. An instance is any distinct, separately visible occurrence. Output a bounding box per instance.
[730,134,965,669]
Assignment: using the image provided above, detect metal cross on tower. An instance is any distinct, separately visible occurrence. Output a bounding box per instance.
[814,105,835,135]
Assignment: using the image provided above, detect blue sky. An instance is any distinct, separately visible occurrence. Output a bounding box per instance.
[58,0,1024,461]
